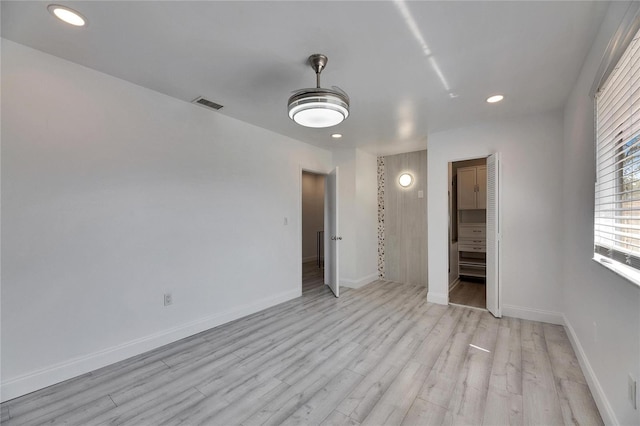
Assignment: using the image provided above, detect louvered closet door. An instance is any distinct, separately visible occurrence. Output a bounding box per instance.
[476,166,487,209]
[486,153,501,317]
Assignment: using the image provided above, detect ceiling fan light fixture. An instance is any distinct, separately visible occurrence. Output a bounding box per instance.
[288,95,349,128]
[288,54,350,128]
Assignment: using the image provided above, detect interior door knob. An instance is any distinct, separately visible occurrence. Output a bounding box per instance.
[337,236,342,240]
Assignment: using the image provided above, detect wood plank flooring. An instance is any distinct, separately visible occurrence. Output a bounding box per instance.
[302,261,324,293]
[1,280,602,425]
[449,280,486,309]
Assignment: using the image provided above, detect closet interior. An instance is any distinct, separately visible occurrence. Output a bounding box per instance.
[449,158,487,308]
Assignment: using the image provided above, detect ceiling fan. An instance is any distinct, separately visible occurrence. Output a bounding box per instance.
[287,54,350,128]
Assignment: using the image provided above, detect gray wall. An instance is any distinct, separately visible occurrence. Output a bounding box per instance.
[382,150,428,286]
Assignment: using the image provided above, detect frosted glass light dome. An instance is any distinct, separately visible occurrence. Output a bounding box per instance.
[288,92,349,128]
[399,173,413,187]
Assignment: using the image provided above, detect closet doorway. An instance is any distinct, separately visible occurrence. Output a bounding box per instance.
[301,171,326,293]
[448,154,501,316]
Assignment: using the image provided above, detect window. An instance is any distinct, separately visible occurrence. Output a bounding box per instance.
[594,26,640,284]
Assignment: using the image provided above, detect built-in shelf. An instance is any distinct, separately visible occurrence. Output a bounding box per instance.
[459,256,486,266]
[458,223,486,279]
[458,268,486,278]
[457,165,487,280]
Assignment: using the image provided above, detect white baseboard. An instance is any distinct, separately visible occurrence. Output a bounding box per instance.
[562,315,617,426]
[449,278,461,292]
[0,288,301,402]
[501,304,563,325]
[427,291,448,305]
[340,273,378,289]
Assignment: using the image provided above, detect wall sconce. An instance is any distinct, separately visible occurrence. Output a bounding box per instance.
[399,173,413,187]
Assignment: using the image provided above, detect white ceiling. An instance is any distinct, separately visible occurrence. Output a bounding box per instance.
[1,1,609,155]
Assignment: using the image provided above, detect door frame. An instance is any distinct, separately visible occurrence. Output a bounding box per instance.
[299,166,330,293]
[446,153,502,314]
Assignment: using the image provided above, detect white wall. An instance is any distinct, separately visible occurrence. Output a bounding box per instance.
[333,148,378,288]
[354,149,378,283]
[301,172,324,261]
[427,111,565,322]
[0,40,332,401]
[562,2,640,424]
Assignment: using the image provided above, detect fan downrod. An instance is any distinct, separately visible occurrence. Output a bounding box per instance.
[309,54,328,88]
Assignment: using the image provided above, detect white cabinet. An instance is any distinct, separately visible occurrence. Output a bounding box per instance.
[457,167,476,210]
[457,166,487,210]
[457,164,487,279]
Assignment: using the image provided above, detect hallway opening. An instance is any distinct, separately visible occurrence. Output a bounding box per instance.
[301,171,326,293]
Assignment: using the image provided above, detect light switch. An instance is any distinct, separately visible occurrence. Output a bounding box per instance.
[418,190,424,198]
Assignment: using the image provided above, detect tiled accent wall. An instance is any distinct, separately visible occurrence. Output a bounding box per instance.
[377,156,385,279]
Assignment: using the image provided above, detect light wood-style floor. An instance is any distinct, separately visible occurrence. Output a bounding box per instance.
[302,260,324,293]
[1,281,602,425]
[449,280,487,309]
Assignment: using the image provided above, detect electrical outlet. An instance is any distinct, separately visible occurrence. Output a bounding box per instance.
[164,293,173,306]
[629,374,637,410]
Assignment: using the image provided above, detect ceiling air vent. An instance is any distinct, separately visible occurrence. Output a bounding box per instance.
[192,96,223,111]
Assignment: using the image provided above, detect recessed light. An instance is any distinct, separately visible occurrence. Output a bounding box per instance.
[486,95,504,103]
[331,133,343,139]
[48,4,87,26]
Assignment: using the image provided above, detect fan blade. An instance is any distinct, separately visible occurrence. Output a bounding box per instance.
[332,86,350,101]
[290,88,315,95]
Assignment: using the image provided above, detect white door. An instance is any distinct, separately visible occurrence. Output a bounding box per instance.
[486,153,501,317]
[325,167,340,297]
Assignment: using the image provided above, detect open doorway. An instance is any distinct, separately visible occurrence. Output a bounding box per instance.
[301,171,326,293]
[448,157,488,309]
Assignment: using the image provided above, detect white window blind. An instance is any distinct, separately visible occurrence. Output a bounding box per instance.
[595,26,640,278]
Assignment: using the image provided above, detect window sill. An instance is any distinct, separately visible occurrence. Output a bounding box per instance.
[592,254,640,289]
